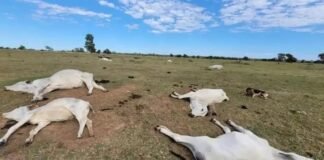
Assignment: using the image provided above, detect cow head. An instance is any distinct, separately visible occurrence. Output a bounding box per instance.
[189,100,209,117]
[4,80,35,94]
[189,105,208,117]
[223,95,229,102]
[2,106,30,122]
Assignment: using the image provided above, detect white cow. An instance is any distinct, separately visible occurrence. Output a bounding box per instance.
[100,57,112,62]
[0,98,94,146]
[156,119,313,160]
[4,69,107,101]
[208,65,223,70]
[167,59,173,63]
[170,89,229,117]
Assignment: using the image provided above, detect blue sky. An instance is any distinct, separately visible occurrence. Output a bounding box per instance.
[1,0,324,60]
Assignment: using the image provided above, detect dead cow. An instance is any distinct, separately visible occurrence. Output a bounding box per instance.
[156,119,312,160]
[0,98,94,146]
[4,69,107,101]
[246,87,269,99]
[208,65,223,70]
[170,89,229,117]
[99,57,112,62]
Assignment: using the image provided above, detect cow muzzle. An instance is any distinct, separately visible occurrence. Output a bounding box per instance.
[188,113,195,118]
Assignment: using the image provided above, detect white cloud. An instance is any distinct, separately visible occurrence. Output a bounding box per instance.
[98,0,116,9]
[118,0,216,33]
[125,24,139,30]
[220,0,324,32]
[23,0,111,21]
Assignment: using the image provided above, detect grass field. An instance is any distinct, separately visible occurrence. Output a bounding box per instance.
[0,49,323,159]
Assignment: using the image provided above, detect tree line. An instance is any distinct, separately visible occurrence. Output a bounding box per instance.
[1,33,323,63]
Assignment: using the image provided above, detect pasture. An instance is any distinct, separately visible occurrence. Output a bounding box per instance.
[0,49,323,159]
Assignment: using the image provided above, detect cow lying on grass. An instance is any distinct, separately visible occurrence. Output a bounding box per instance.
[208,64,223,70]
[4,69,107,101]
[156,119,312,160]
[170,89,229,117]
[0,98,94,146]
[100,57,112,62]
[246,87,269,99]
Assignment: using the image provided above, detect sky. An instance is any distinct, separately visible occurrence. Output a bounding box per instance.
[1,0,324,60]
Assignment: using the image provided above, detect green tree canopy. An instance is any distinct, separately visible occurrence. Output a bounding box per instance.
[84,34,96,53]
[286,53,297,62]
[45,46,54,51]
[18,45,26,50]
[103,48,111,54]
[319,53,324,61]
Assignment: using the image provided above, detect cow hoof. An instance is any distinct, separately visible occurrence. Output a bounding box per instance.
[155,125,163,131]
[103,90,109,93]
[87,93,92,96]
[155,125,168,132]
[0,141,6,147]
[226,119,234,125]
[25,141,32,146]
[210,118,219,124]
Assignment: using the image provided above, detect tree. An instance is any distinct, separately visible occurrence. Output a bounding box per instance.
[73,47,84,52]
[18,45,26,50]
[278,53,287,62]
[103,49,111,54]
[96,50,101,54]
[318,53,324,61]
[243,56,249,60]
[45,46,54,51]
[286,53,297,62]
[84,34,96,53]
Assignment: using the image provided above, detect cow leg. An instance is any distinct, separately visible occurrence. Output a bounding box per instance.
[170,91,180,98]
[156,125,195,145]
[0,117,30,145]
[211,118,231,134]
[76,117,87,138]
[92,81,107,92]
[171,91,193,99]
[25,121,50,144]
[32,89,46,102]
[83,79,94,95]
[86,118,94,137]
[207,104,217,117]
[33,85,56,101]
[227,120,256,137]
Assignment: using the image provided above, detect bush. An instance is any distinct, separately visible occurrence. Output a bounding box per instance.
[103,49,111,54]
[18,45,26,50]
